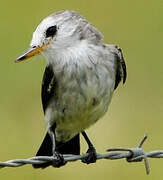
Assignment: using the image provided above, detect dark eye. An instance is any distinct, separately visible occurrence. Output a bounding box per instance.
[46,25,57,38]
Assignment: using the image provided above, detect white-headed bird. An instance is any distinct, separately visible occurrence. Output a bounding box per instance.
[16,10,127,168]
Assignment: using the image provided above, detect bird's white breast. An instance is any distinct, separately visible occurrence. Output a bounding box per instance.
[44,42,116,142]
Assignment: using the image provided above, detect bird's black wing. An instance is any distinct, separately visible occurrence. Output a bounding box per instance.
[41,64,56,113]
[114,46,127,90]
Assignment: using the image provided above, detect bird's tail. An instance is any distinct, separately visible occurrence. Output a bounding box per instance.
[32,133,80,168]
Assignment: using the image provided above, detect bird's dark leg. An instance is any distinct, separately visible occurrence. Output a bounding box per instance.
[48,127,66,167]
[81,131,97,164]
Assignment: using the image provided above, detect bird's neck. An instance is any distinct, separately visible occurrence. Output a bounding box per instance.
[44,41,100,73]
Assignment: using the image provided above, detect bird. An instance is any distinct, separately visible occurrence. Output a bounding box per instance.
[16,10,127,168]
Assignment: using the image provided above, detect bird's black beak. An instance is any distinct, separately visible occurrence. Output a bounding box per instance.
[15,43,49,63]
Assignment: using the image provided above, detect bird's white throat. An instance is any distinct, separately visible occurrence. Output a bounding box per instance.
[42,40,102,72]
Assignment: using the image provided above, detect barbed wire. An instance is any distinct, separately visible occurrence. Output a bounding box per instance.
[0,135,163,174]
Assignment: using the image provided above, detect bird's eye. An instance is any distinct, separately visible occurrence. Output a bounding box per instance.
[46,25,57,38]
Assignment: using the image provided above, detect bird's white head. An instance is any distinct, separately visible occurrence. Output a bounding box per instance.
[16,10,103,63]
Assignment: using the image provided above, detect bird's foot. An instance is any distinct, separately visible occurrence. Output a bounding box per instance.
[52,152,66,168]
[82,146,97,164]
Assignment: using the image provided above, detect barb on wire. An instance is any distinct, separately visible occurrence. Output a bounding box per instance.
[0,135,163,174]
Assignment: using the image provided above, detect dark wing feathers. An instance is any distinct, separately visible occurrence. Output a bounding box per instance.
[114,46,127,90]
[41,65,56,113]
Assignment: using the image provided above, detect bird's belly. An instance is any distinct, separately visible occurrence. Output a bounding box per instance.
[45,65,115,142]
[54,92,112,142]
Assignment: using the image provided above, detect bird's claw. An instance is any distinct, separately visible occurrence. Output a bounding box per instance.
[82,147,97,164]
[52,152,66,168]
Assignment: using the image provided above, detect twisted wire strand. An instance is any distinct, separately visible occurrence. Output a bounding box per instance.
[0,135,162,174]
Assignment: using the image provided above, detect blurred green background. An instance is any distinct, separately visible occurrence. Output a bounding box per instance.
[0,0,163,179]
